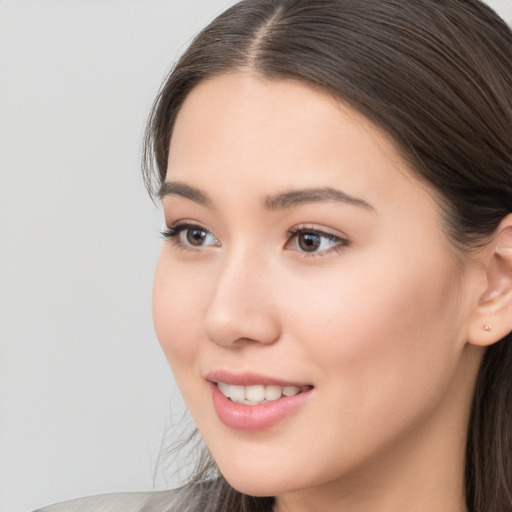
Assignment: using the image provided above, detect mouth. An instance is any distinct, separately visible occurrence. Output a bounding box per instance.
[216,382,313,406]
[206,372,314,431]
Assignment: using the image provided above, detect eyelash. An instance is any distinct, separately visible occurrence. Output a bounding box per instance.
[160,222,349,257]
[286,225,349,258]
[160,222,219,252]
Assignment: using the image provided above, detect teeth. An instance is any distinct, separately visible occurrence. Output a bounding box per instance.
[217,382,230,395]
[265,385,282,402]
[283,386,301,397]
[245,385,265,402]
[229,385,245,402]
[217,383,305,404]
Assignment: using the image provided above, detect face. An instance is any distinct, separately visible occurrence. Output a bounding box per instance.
[153,74,480,503]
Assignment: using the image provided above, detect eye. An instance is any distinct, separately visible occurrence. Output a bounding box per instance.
[161,222,220,249]
[286,226,348,255]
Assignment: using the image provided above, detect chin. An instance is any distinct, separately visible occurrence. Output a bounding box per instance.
[221,474,290,497]
[215,460,305,497]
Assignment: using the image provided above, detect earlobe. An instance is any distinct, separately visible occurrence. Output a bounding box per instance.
[468,217,512,347]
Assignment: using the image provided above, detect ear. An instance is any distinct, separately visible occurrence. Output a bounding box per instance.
[468,214,512,347]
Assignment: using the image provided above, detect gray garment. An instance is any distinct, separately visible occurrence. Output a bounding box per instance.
[34,490,180,512]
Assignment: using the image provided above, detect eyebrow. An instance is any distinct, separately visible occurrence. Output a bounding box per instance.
[263,187,374,211]
[159,181,374,212]
[159,181,213,208]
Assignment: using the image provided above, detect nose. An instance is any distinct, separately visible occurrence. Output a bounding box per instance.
[202,249,281,348]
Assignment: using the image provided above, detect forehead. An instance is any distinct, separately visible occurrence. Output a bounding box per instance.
[166,73,436,217]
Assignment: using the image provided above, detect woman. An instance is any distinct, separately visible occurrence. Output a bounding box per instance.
[37,0,512,511]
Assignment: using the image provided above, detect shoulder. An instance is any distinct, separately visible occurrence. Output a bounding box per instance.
[33,490,180,512]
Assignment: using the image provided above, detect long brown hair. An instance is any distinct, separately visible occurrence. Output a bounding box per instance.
[143,1,512,510]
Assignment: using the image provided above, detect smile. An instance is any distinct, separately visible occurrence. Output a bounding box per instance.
[208,375,314,431]
[217,382,311,405]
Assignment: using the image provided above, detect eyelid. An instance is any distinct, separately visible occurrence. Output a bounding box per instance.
[286,225,349,257]
[160,220,220,249]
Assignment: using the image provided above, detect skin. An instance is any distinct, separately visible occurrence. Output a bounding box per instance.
[152,73,491,512]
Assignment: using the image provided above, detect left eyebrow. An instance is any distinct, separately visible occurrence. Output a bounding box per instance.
[263,187,375,212]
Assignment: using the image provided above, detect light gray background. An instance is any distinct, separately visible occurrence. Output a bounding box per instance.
[1,1,510,512]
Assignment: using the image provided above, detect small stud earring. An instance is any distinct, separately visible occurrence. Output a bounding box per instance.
[482,325,492,332]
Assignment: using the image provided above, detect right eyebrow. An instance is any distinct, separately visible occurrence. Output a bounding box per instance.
[158,181,213,208]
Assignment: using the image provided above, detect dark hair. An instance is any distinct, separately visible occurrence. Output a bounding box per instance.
[143,1,512,511]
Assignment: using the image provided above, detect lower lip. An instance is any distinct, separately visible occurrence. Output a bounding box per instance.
[210,382,313,431]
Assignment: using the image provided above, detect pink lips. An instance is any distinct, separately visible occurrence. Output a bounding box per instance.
[206,371,313,431]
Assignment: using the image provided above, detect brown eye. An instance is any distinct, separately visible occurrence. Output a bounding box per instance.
[186,228,208,246]
[161,223,220,248]
[286,227,348,256]
[298,232,321,252]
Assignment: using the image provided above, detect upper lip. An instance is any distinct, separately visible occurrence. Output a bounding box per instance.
[205,370,312,387]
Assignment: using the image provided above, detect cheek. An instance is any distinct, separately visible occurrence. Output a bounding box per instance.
[152,253,206,367]
[258,254,464,479]
[279,251,462,408]
[152,255,214,432]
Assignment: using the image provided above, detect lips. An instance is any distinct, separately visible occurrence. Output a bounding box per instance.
[206,371,314,431]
